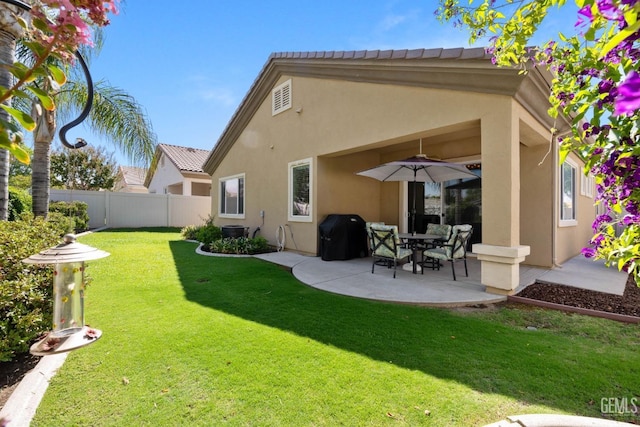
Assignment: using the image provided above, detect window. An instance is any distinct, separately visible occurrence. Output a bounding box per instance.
[219,174,245,218]
[272,79,292,116]
[560,160,577,226]
[288,158,312,222]
[581,173,594,198]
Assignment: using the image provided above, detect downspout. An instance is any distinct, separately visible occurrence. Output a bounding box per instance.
[551,130,572,268]
[531,66,572,269]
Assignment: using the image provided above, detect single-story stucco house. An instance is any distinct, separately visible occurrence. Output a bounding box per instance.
[114,166,148,193]
[202,47,596,295]
[146,143,212,196]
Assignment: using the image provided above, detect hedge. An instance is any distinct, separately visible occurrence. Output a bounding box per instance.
[0,215,71,362]
[49,200,89,232]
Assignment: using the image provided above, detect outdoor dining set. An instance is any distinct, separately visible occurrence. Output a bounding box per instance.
[366,222,473,281]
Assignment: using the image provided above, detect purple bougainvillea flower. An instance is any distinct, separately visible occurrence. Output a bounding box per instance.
[614,70,640,115]
[576,5,593,26]
[623,214,640,225]
[582,247,597,258]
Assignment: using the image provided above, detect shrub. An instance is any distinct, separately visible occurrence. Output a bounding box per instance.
[8,186,32,221]
[195,224,222,247]
[207,236,272,255]
[46,211,76,235]
[181,215,220,242]
[181,215,272,255]
[49,201,89,232]
[181,224,201,241]
[248,236,271,254]
[0,215,71,362]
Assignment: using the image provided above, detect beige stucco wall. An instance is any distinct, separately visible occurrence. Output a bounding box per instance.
[211,75,496,254]
[210,74,592,262]
[520,143,554,267]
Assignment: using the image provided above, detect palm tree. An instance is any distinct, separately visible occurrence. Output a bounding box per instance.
[0,3,155,218]
[0,2,26,221]
[28,42,157,216]
[31,76,157,216]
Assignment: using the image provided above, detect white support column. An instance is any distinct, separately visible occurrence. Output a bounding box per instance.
[473,244,530,294]
[183,179,192,196]
[478,101,530,294]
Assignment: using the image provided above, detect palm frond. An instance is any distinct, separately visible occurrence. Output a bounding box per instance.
[56,80,157,165]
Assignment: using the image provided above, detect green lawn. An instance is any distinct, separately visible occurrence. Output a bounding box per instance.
[31,229,640,426]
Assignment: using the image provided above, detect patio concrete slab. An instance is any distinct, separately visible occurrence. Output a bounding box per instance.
[254,251,628,305]
[533,256,627,295]
[290,255,504,306]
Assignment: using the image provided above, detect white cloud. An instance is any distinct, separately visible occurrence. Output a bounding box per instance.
[378,13,409,32]
[185,74,238,107]
[198,87,236,106]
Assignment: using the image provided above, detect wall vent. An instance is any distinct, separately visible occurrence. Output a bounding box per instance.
[272,79,292,116]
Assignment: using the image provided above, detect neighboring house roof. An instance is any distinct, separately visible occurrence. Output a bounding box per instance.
[202,46,561,174]
[158,143,211,172]
[120,166,147,187]
[114,166,148,192]
[144,143,211,187]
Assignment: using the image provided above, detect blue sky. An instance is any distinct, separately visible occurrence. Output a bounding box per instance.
[69,0,578,167]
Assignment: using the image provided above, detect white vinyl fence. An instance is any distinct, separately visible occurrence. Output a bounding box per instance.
[50,189,211,229]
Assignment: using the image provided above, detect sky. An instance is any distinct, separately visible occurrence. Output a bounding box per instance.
[64,0,579,168]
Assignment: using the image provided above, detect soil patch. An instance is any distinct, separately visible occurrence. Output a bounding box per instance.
[0,353,40,411]
[516,274,640,318]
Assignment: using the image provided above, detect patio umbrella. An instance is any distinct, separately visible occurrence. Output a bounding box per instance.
[356,154,479,233]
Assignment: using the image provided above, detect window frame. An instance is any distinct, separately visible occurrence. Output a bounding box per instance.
[580,173,594,198]
[559,159,578,227]
[218,173,245,219]
[288,158,312,222]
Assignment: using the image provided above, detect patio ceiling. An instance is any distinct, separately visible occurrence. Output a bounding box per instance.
[322,120,481,159]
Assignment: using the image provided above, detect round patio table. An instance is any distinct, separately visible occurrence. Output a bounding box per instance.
[398,233,440,274]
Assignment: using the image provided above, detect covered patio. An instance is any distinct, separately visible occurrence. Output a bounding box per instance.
[254,252,628,307]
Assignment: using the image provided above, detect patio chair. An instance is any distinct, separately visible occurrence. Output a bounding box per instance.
[421,224,473,280]
[425,223,452,241]
[369,224,413,278]
[423,223,452,249]
[365,221,385,255]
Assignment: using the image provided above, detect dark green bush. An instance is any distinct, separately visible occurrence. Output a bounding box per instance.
[49,201,89,232]
[181,215,272,255]
[195,224,222,246]
[47,211,75,235]
[8,186,32,221]
[207,236,272,255]
[0,215,70,362]
[248,236,271,254]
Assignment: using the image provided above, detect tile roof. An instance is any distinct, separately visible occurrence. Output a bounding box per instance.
[119,166,147,186]
[268,47,491,61]
[159,143,211,173]
[203,47,497,173]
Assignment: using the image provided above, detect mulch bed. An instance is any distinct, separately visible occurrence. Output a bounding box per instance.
[516,274,640,318]
[0,353,41,411]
